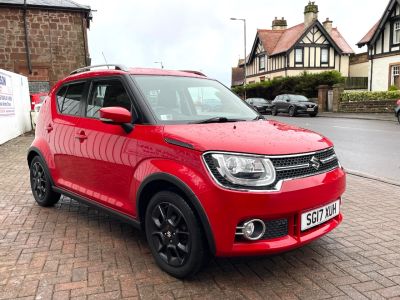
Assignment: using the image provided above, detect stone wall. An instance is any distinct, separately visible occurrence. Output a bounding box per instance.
[0,7,89,89]
[339,100,396,113]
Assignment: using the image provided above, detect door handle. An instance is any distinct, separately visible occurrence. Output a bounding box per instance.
[46,124,53,133]
[75,131,88,141]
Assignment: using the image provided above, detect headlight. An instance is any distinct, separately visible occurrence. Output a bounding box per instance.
[205,153,276,187]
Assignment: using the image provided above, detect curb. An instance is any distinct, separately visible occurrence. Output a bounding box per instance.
[345,169,400,187]
[318,114,397,123]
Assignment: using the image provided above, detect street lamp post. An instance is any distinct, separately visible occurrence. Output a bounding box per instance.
[230,17,247,100]
[154,61,164,69]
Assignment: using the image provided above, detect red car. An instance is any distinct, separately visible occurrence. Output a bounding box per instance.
[27,65,345,278]
[30,92,48,111]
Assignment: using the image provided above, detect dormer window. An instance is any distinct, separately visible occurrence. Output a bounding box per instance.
[394,21,400,44]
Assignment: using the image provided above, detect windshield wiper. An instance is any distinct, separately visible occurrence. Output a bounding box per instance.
[193,117,245,124]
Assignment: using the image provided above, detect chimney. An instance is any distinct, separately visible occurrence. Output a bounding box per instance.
[323,18,333,34]
[304,1,318,28]
[272,17,288,30]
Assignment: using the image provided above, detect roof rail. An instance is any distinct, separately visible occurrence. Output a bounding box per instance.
[70,64,128,75]
[180,70,206,77]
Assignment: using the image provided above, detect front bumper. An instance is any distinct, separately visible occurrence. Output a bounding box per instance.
[200,167,346,257]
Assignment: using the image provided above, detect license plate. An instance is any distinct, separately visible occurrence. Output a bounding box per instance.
[301,200,340,231]
[307,108,314,111]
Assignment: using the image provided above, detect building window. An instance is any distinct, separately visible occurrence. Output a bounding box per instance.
[259,55,265,71]
[394,22,400,44]
[295,48,303,64]
[321,48,329,64]
[392,65,400,88]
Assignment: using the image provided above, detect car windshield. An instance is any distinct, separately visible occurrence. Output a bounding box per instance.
[133,75,258,124]
[289,95,309,102]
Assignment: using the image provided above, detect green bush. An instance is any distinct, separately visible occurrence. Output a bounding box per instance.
[341,91,400,102]
[389,85,399,91]
[231,71,344,99]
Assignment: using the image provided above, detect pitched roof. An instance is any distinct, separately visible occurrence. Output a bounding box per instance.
[0,0,90,11]
[357,0,399,47]
[331,28,354,54]
[255,21,354,58]
[358,22,379,47]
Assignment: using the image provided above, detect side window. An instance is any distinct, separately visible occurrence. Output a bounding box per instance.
[57,82,85,116]
[86,80,132,119]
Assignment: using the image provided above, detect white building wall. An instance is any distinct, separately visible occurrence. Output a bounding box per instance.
[369,56,400,91]
[0,69,31,145]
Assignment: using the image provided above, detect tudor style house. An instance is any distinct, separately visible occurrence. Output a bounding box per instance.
[357,0,400,91]
[239,2,354,84]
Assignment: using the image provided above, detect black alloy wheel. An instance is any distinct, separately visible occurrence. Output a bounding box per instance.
[145,191,207,278]
[29,156,61,207]
[289,106,296,117]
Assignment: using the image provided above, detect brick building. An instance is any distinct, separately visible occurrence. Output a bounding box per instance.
[0,0,92,92]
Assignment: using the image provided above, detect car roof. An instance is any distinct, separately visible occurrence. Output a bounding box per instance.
[64,67,208,82]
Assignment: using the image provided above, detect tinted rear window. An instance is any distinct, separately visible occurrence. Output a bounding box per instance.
[57,83,85,116]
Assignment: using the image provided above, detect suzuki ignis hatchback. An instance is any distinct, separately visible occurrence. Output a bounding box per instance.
[28,65,345,278]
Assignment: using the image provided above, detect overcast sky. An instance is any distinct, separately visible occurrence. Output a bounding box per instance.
[75,0,388,85]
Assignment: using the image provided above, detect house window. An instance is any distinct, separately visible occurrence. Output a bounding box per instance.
[259,55,265,71]
[321,48,329,64]
[394,22,400,44]
[392,65,400,88]
[295,48,303,64]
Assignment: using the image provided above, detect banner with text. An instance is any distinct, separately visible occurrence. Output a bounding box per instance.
[0,72,14,116]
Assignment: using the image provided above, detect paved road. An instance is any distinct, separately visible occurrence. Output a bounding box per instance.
[1,135,400,299]
[267,115,400,182]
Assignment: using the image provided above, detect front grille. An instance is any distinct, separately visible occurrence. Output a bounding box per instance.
[203,148,339,190]
[262,219,288,239]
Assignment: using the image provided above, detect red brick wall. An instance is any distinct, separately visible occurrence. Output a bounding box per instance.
[0,7,89,88]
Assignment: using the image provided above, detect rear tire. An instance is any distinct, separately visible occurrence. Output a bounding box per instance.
[271,106,278,116]
[289,106,296,117]
[29,156,61,207]
[145,191,207,278]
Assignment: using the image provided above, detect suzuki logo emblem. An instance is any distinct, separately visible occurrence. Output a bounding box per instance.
[310,156,321,170]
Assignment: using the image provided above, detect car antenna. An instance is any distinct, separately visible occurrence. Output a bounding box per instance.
[102,52,110,69]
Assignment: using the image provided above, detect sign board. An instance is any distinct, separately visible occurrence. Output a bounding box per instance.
[0,72,14,116]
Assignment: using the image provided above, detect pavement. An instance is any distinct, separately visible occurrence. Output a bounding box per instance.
[318,112,397,122]
[1,135,400,300]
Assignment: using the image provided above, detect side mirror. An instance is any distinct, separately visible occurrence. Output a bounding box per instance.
[99,107,134,133]
[286,99,290,102]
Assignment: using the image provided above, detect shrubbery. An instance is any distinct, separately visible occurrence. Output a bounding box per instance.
[341,91,400,102]
[232,71,344,99]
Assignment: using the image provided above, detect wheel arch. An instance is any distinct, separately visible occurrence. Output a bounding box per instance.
[136,173,216,255]
[27,147,55,186]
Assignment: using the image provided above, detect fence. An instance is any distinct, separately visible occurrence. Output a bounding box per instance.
[344,77,368,90]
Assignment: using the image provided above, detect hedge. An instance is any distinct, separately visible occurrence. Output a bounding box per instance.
[232,71,344,99]
[341,91,400,102]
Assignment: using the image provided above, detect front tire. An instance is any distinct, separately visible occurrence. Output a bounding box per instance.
[145,191,207,278]
[309,112,318,117]
[29,156,61,207]
[397,112,400,124]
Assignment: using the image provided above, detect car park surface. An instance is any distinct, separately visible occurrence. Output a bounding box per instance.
[27,65,344,278]
[1,135,400,299]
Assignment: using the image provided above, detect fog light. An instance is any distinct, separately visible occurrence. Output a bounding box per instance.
[242,219,266,240]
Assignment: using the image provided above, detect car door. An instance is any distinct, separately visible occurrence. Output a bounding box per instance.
[71,77,139,215]
[48,81,88,190]
[281,95,290,112]
[275,95,284,112]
